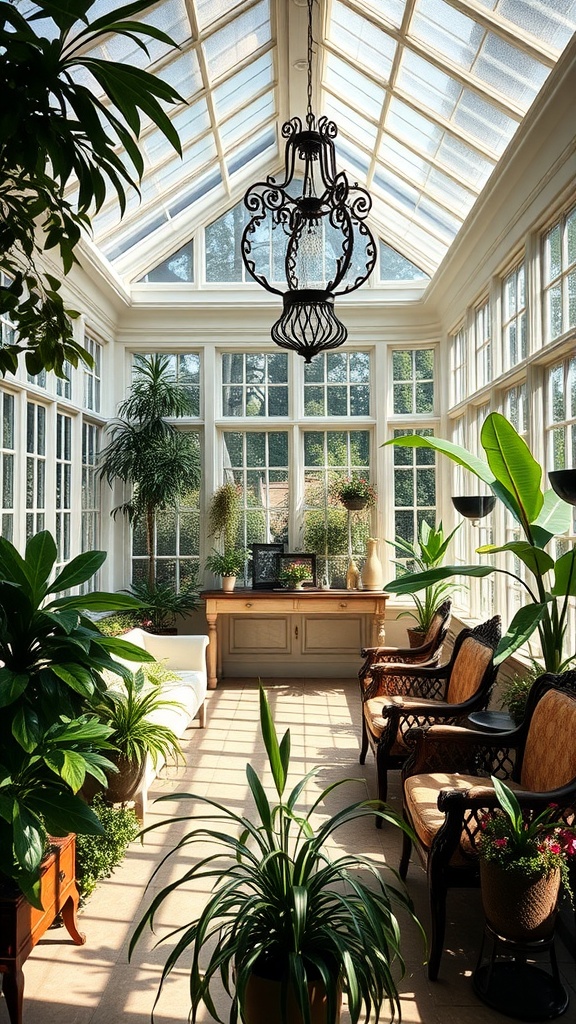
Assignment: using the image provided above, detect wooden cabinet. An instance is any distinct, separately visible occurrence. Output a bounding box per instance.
[0,834,85,1024]
[200,589,388,687]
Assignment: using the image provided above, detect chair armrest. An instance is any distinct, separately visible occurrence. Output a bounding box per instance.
[366,662,448,701]
[374,661,447,680]
[402,723,522,778]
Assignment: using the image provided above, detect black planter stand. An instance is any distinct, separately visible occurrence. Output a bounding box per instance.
[473,923,569,1021]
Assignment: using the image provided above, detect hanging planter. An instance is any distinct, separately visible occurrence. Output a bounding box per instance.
[341,498,368,511]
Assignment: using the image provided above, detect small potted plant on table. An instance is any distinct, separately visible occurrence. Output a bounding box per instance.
[205,548,249,592]
[278,558,313,590]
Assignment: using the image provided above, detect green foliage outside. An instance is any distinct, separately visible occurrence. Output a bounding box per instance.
[76,795,139,902]
[0,0,182,377]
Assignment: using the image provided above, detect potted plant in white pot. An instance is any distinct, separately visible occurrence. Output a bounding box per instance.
[205,548,249,592]
[130,687,423,1024]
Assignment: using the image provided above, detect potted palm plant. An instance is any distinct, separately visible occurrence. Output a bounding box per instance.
[130,687,422,1024]
[89,668,185,804]
[99,353,201,622]
[388,520,460,647]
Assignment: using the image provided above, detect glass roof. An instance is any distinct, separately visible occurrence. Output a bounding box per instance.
[80,0,576,281]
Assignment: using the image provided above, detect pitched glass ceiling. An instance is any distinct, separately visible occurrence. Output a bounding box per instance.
[84,0,576,280]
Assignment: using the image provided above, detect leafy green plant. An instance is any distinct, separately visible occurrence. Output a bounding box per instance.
[130,687,422,1024]
[0,0,183,377]
[204,548,249,578]
[278,559,313,586]
[389,520,460,635]
[96,612,141,637]
[99,354,201,590]
[207,482,242,551]
[0,530,152,904]
[384,413,576,671]
[499,666,541,725]
[331,473,377,508]
[94,670,184,770]
[127,579,199,631]
[75,795,139,902]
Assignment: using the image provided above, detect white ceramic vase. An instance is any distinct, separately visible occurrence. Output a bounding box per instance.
[361,538,383,591]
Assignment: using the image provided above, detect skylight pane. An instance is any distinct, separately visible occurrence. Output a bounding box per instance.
[213,53,274,120]
[360,0,407,29]
[329,0,396,79]
[203,0,270,82]
[226,128,277,177]
[324,53,385,121]
[324,96,378,152]
[159,50,203,101]
[336,140,372,178]
[477,0,576,52]
[435,132,494,188]
[102,0,191,67]
[411,0,483,69]
[398,50,517,154]
[473,33,548,107]
[380,133,476,216]
[220,94,275,150]
[171,100,211,146]
[196,0,245,32]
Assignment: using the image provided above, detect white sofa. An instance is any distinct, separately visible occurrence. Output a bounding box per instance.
[115,629,209,816]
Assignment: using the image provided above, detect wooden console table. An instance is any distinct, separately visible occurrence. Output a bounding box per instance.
[200,589,388,689]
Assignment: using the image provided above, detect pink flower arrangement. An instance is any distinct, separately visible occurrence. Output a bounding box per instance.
[479,776,576,886]
[332,473,377,508]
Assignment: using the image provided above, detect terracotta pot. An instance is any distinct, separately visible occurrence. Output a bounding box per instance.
[242,969,341,1024]
[480,859,561,942]
[341,498,368,511]
[407,627,427,648]
[221,575,237,593]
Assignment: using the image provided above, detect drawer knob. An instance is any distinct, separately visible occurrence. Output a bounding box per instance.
[59,871,66,882]
[339,601,348,608]
[245,602,253,608]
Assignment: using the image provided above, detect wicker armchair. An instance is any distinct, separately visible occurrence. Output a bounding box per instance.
[360,616,501,808]
[359,600,452,690]
[399,671,576,980]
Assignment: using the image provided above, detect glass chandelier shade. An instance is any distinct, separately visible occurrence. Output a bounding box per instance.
[240,1,376,362]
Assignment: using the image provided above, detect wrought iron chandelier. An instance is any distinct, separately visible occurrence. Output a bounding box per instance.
[240,0,376,362]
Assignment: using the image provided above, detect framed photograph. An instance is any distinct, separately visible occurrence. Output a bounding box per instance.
[251,543,284,590]
[278,553,317,588]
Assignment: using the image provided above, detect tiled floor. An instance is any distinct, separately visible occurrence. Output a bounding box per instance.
[1,679,574,1024]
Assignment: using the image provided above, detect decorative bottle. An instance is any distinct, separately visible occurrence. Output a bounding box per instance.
[361,538,383,591]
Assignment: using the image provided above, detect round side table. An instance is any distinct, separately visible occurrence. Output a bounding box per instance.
[468,710,515,732]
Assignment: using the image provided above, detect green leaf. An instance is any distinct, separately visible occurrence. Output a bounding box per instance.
[476,541,554,577]
[494,603,547,665]
[49,664,95,698]
[24,530,58,602]
[49,591,144,612]
[532,489,573,541]
[27,789,105,837]
[383,434,495,486]
[480,413,543,528]
[0,670,29,709]
[49,549,106,594]
[491,776,522,834]
[384,564,494,595]
[551,548,576,597]
[43,749,87,792]
[95,636,154,661]
[258,686,287,798]
[245,764,272,830]
[0,536,33,596]
[13,804,44,874]
[11,706,40,752]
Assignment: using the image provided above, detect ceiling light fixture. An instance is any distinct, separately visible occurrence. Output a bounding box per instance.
[240,0,376,362]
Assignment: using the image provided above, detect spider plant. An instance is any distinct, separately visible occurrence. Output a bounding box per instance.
[94,669,184,770]
[130,687,422,1024]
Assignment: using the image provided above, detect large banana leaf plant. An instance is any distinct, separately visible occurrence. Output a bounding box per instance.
[0,0,183,377]
[383,413,575,672]
[0,530,154,905]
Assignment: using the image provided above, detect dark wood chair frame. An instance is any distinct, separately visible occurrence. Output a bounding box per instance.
[360,615,501,809]
[358,599,452,690]
[399,670,576,981]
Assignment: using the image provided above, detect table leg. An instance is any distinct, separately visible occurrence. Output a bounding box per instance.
[61,894,86,946]
[205,612,218,689]
[2,964,24,1024]
[373,600,386,645]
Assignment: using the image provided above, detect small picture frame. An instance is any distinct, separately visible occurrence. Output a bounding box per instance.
[278,553,317,588]
[251,543,284,590]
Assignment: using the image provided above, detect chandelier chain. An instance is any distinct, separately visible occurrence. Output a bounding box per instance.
[306,0,314,123]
